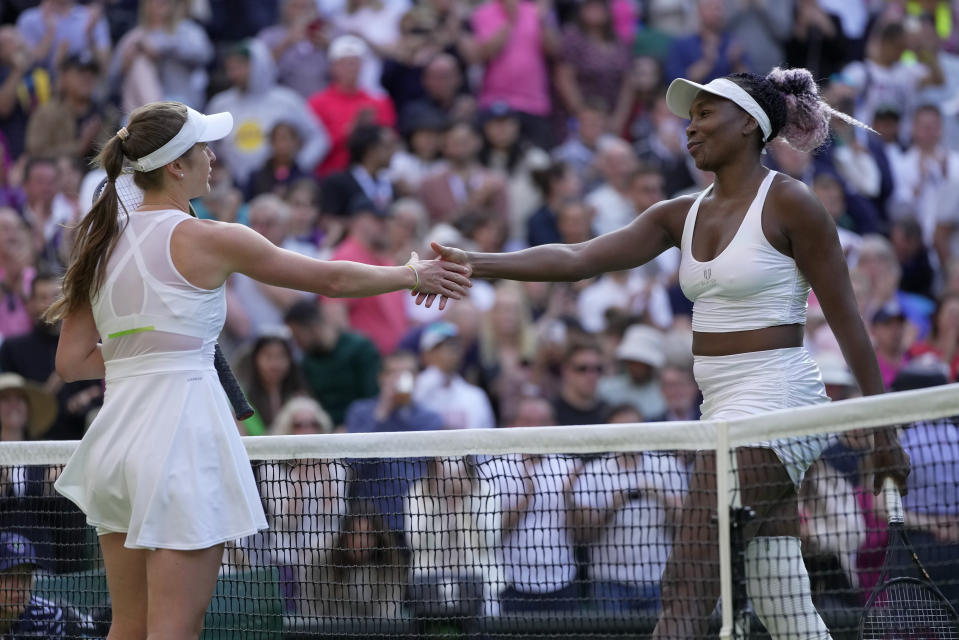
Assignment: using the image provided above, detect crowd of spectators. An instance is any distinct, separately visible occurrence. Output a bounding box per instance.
[1,0,959,632]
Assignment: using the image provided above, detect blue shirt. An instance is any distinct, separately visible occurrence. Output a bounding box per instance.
[3,595,91,639]
[16,6,110,71]
[664,33,749,84]
[901,419,959,517]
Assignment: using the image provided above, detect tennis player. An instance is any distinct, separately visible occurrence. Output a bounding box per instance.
[45,101,470,639]
[430,68,911,639]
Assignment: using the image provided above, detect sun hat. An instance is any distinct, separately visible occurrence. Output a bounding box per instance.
[615,324,665,368]
[0,373,57,439]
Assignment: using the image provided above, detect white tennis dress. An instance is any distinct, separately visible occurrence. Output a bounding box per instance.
[55,208,267,550]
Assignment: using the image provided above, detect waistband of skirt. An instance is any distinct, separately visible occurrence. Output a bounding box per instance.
[105,351,215,382]
[693,346,809,365]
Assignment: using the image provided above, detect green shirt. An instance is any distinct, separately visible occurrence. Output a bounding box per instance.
[301,331,381,425]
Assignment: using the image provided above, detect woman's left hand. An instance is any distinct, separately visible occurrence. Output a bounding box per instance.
[407,251,472,310]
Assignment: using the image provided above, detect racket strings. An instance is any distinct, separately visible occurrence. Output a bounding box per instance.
[861,581,959,640]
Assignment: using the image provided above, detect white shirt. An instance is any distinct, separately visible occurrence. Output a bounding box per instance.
[480,454,579,593]
[577,271,673,333]
[890,146,959,243]
[413,366,496,430]
[572,453,686,585]
[585,183,636,237]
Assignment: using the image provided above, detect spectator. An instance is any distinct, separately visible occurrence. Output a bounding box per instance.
[386,198,430,267]
[228,194,313,342]
[576,264,672,333]
[891,104,959,246]
[892,363,959,608]
[0,210,37,339]
[664,0,749,84]
[650,363,700,422]
[871,303,909,389]
[406,456,505,617]
[634,93,696,196]
[379,9,448,116]
[388,106,446,197]
[857,233,932,339]
[245,121,310,200]
[270,395,335,436]
[908,293,959,381]
[322,500,409,618]
[236,332,306,435]
[25,53,112,165]
[527,161,582,247]
[784,0,851,81]
[598,324,667,419]
[815,353,859,401]
[572,450,685,611]
[478,281,539,418]
[0,270,101,441]
[553,100,608,191]
[345,349,443,435]
[811,171,863,262]
[207,38,330,190]
[0,532,95,638]
[913,11,959,150]
[726,0,793,76]
[402,53,473,125]
[418,121,508,225]
[283,299,381,427]
[308,35,397,177]
[327,196,409,354]
[890,217,935,301]
[478,102,551,243]
[552,338,610,425]
[257,0,330,99]
[109,0,213,112]
[331,0,410,96]
[320,124,397,220]
[841,20,943,146]
[585,137,639,236]
[507,393,557,427]
[465,0,560,149]
[0,26,44,160]
[553,0,629,124]
[284,178,324,253]
[414,321,496,430]
[555,199,593,246]
[611,56,663,146]
[481,453,584,612]
[15,0,111,73]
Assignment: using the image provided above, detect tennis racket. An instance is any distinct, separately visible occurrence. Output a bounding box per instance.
[92,171,255,420]
[858,477,959,640]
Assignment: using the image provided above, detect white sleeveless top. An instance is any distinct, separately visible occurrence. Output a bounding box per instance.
[92,208,225,361]
[678,171,810,333]
[55,208,267,549]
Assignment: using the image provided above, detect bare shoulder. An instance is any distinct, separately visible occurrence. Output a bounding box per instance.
[646,192,702,245]
[174,217,260,250]
[767,173,829,221]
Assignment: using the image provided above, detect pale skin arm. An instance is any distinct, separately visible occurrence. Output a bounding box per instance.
[56,303,105,383]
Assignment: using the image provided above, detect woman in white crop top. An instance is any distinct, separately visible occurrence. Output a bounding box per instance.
[430,68,911,640]
[44,102,470,639]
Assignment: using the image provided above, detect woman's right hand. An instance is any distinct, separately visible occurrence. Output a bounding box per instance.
[407,250,472,310]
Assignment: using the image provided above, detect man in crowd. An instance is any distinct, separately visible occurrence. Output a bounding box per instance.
[552,338,610,426]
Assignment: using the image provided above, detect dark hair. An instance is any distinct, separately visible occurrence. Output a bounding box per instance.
[246,335,305,426]
[729,68,868,152]
[330,500,408,579]
[23,156,58,182]
[574,0,615,42]
[563,337,602,363]
[283,299,322,326]
[46,102,191,322]
[914,103,942,120]
[530,161,570,198]
[30,268,58,299]
[347,124,387,165]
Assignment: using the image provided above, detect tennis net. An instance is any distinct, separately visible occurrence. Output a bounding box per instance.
[1,382,958,639]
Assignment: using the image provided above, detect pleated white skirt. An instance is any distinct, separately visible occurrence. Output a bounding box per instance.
[55,352,267,550]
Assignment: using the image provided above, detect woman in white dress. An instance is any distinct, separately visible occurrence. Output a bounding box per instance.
[45,100,470,639]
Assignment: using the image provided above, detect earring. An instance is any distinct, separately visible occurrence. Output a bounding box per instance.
[179,173,184,178]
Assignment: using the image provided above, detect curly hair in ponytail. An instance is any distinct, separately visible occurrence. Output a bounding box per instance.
[45,102,188,322]
[727,68,872,153]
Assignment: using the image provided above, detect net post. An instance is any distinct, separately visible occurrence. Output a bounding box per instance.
[716,419,734,640]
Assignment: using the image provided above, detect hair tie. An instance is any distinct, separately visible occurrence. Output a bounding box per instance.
[116,127,130,141]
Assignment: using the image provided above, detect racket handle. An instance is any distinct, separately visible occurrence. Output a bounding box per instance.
[883,476,904,525]
[213,343,255,421]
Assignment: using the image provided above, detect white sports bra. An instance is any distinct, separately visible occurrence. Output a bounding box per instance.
[678,170,810,333]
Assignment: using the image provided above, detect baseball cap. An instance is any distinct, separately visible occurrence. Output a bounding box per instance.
[872,303,906,325]
[419,322,459,352]
[890,358,949,392]
[329,35,368,60]
[347,194,389,218]
[0,532,38,572]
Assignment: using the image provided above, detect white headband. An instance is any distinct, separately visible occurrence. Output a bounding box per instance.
[131,107,234,172]
[665,77,773,141]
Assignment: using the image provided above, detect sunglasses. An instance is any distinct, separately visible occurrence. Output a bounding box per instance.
[293,419,322,429]
[571,363,603,374]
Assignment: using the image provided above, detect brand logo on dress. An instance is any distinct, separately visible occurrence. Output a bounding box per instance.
[703,268,712,281]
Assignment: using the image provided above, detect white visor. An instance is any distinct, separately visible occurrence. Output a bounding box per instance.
[131,107,233,172]
[666,77,772,141]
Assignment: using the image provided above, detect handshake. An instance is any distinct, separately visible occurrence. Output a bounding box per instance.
[406,242,473,311]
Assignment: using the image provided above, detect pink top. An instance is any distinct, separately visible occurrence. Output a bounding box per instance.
[471,0,551,116]
[330,238,408,355]
[0,266,34,340]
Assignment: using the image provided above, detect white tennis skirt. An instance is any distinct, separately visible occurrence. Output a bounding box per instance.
[694,346,830,487]
[55,352,267,550]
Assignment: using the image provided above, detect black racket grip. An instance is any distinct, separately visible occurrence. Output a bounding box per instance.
[213,343,255,420]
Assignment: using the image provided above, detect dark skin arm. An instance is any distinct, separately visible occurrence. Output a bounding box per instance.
[769,177,910,494]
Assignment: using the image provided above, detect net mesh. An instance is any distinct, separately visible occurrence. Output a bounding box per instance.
[1,384,959,639]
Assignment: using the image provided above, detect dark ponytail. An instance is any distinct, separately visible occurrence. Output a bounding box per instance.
[45,102,188,322]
